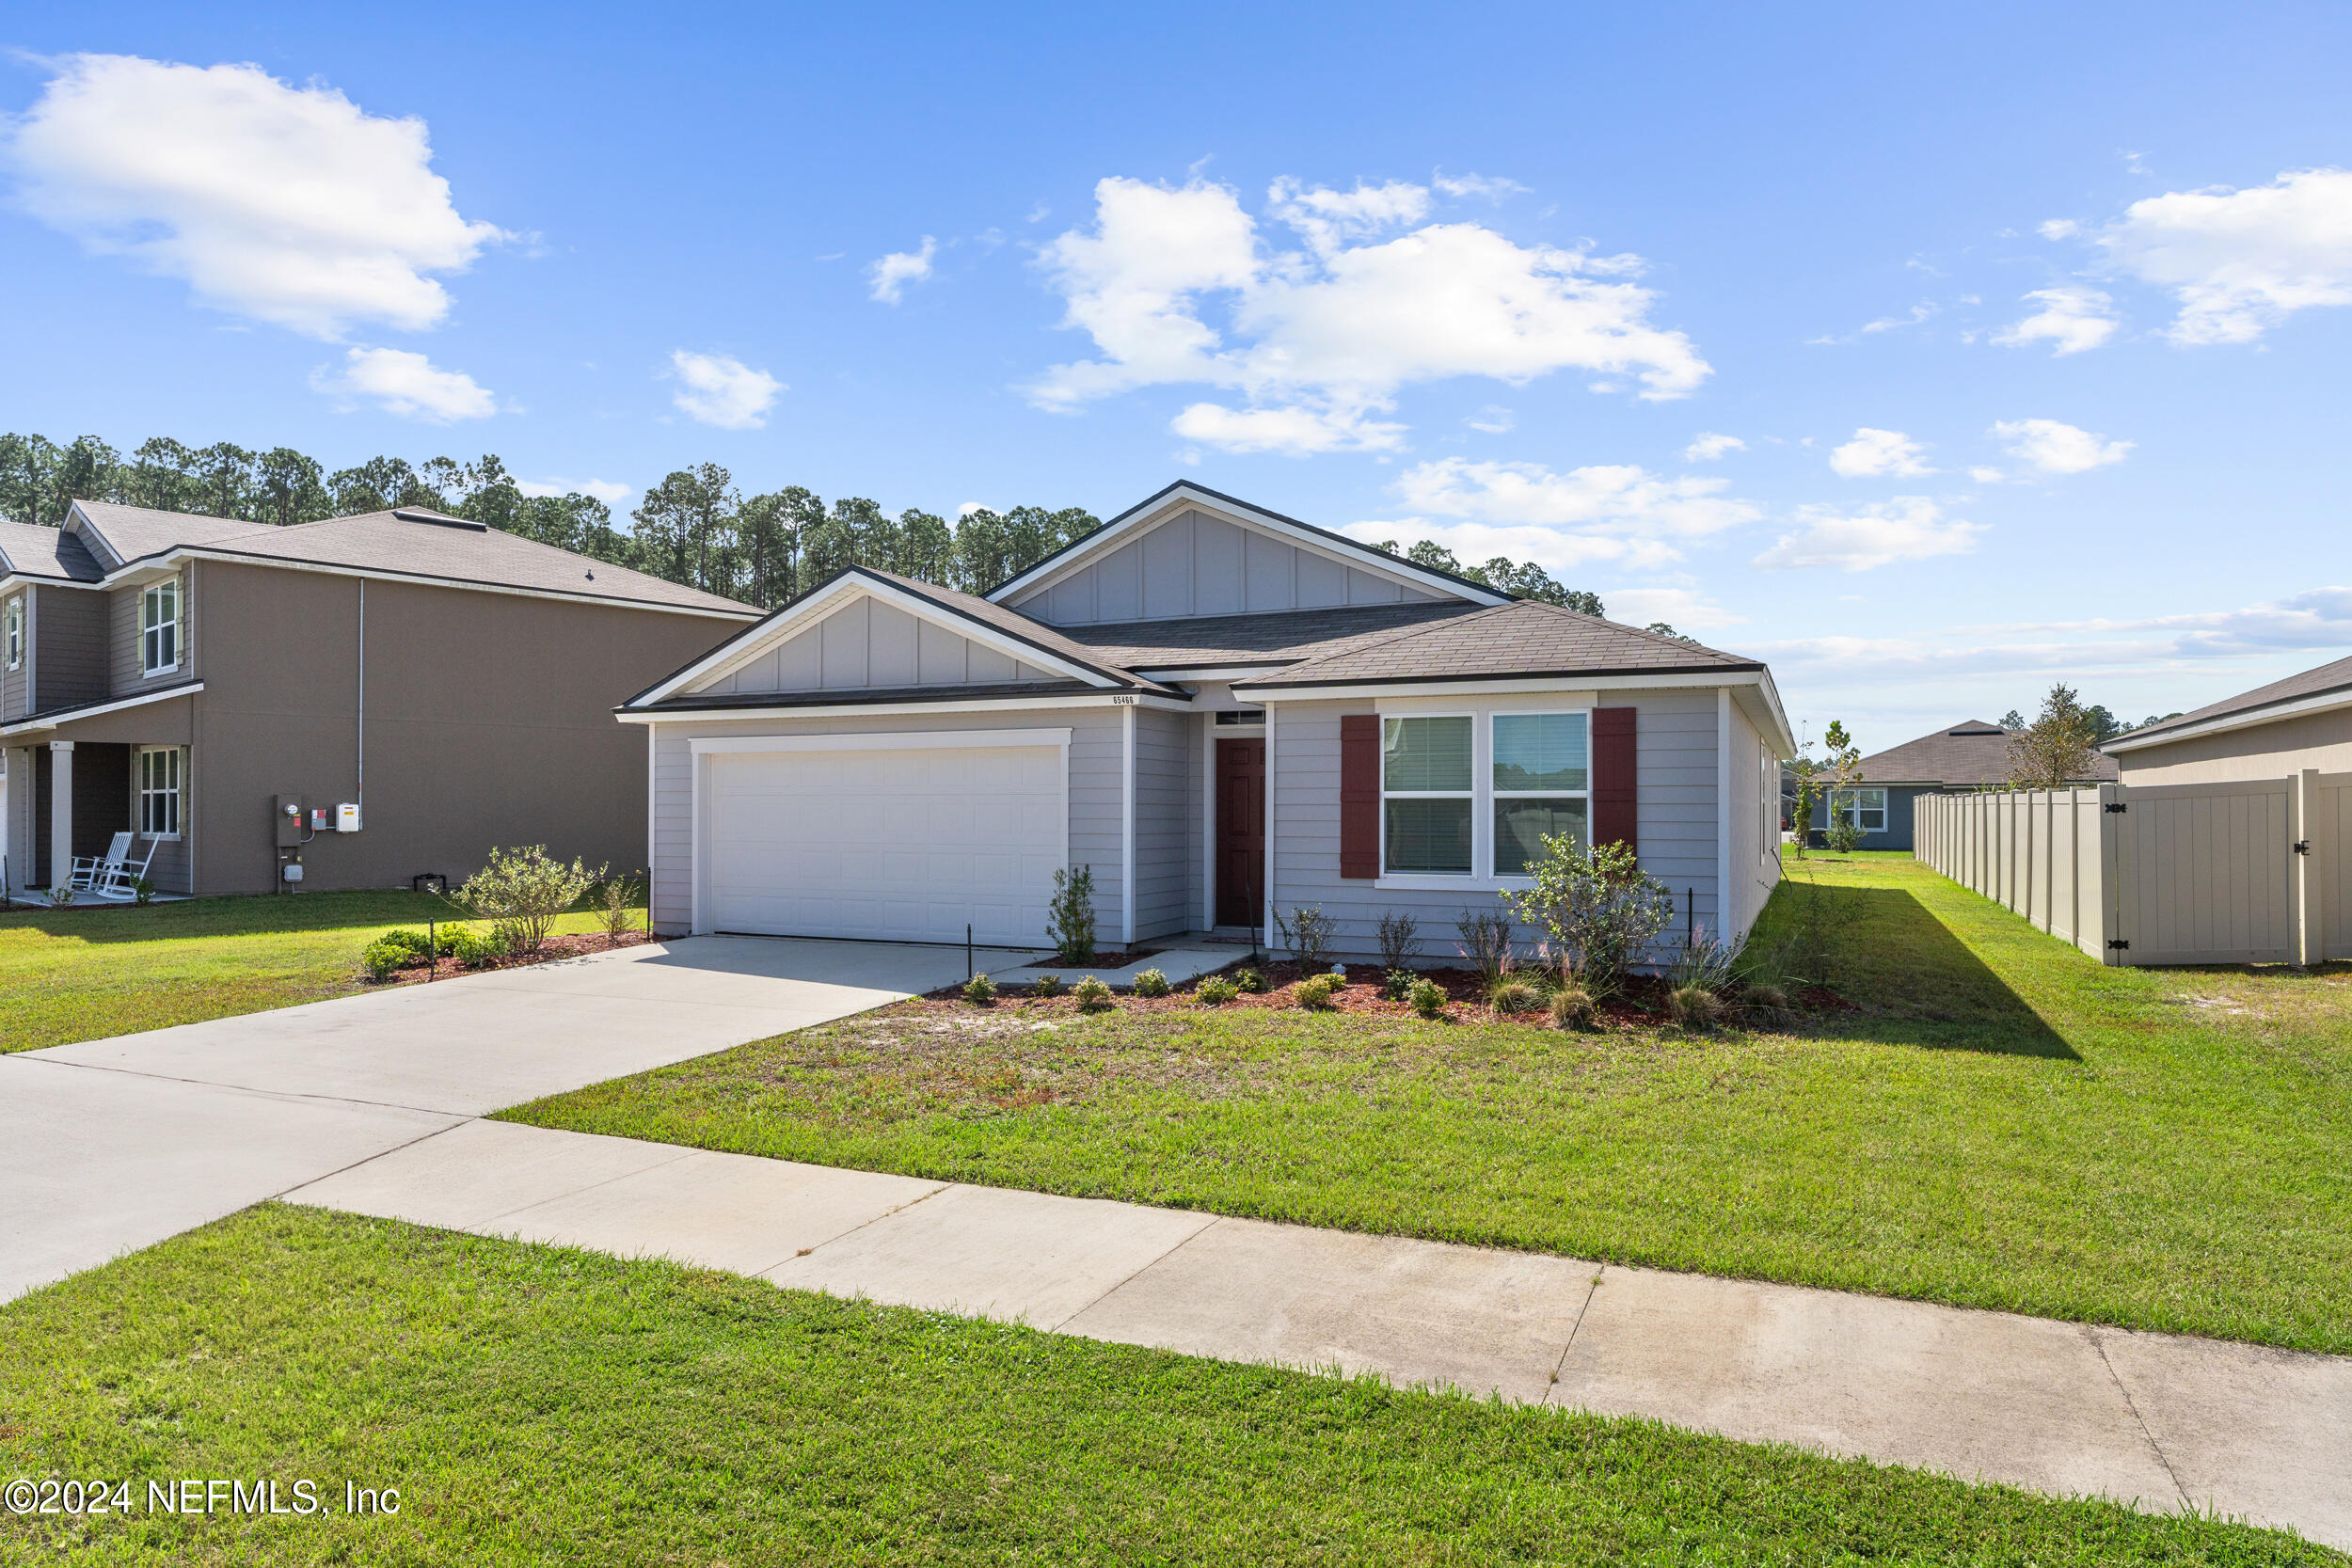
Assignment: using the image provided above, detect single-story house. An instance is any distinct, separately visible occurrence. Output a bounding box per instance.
[2103,653,2352,784]
[618,482,1796,958]
[1,501,758,899]
[1812,721,2118,850]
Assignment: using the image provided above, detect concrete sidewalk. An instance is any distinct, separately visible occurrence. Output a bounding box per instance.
[287,1119,2352,1550]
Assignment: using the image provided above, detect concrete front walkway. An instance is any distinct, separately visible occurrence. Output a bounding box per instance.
[0,936,1040,1302]
[287,1120,2352,1550]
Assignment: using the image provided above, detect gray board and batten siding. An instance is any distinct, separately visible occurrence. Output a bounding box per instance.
[695,596,1063,696]
[1007,507,1446,626]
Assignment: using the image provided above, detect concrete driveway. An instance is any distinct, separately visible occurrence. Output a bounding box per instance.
[0,936,1037,1303]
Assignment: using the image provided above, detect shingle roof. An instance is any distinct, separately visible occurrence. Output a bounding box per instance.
[1857,721,2118,786]
[1068,601,1479,668]
[0,519,102,581]
[2110,653,2352,748]
[1232,600,1762,689]
[58,500,757,616]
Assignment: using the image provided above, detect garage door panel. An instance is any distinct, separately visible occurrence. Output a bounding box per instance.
[707,743,1064,942]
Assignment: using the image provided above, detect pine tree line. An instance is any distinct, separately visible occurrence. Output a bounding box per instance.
[0,431,1604,616]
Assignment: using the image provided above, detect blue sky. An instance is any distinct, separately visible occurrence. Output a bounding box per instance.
[4,1,2348,753]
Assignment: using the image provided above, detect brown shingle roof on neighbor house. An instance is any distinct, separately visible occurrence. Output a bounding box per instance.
[1857,721,2118,787]
[0,518,103,581]
[1232,599,1762,689]
[2113,652,2352,746]
[63,500,758,616]
[1070,601,1479,668]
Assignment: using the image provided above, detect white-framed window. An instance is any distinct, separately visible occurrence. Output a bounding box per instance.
[1491,711,1589,876]
[1836,786,1887,833]
[4,594,19,671]
[1381,714,1474,875]
[141,578,180,676]
[138,746,182,838]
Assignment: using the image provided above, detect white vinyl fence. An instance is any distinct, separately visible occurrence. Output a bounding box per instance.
[1915,769,2347,966]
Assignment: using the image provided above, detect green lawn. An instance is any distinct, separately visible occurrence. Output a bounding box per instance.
[0,1205,2328,1566]
[508,851,2352,1354]
[0,890,627,1053]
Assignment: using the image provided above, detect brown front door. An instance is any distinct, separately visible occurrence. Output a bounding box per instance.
[1216,737,1264,927]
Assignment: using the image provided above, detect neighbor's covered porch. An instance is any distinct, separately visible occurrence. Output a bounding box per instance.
[1,693,196,900]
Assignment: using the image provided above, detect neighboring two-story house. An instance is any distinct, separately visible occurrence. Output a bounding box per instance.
[618,482,1795,957]
[1,502,757,899]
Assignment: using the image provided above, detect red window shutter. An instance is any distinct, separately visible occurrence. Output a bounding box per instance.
[1592,706,1638,854]
[1340,714,1380,879]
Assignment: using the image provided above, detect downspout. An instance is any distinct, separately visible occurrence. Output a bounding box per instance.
[357,580,365,822]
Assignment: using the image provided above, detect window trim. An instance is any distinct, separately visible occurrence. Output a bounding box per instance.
[137,745,183,840]
[1378,710,1476,879]
[1374,704,1596,889]
[1835,785,1888,834]
[4,594,19,672]
[141,578,182,677]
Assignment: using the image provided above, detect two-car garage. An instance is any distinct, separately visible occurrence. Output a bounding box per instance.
[697,731,1069,946]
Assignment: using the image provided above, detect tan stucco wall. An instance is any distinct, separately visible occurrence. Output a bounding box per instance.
[2112,707,2352,785]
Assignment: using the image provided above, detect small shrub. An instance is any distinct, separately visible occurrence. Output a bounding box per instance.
[1407,977,1447,1019]
[1029,972,1066,999]
[1273,904,1336,968]
[1454,906,1513,986]
[1131,967,1171,998]
[1194,975,1239,1006]
[962,973,997,1006]
[1073,975,1113,1012]
[360,939,411,982]
[591,871,643,940]
[132,876,156,906]
[446,926,509,969]
[1234,966,1266,994]
[1380,968,1415,1002]
[1375,910,1422,971]
[1295,973,1341,1009]
[1668,984,1724,1030]
[1490,979,1539,1015]
[47,884,77,908]
[445,846,596,953]
[1048,866,1098,964]
[1502,836,1676,1001]
[377,927,433,958]
[1549,986,1597,1030]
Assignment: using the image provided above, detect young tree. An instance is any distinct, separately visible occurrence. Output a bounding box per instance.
[2010,683,2101,788]
[1819,720,1865,851]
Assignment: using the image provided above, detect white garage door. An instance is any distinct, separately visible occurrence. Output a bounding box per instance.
[705,742,1064,944]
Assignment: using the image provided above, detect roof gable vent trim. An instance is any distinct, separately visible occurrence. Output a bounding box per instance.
[392,508,489,531]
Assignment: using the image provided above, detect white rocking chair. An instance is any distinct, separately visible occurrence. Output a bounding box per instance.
[92,837,160,902]
[67,832,134,894]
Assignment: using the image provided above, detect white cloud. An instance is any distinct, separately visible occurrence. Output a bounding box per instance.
[1991,285,2120,356]
[1861,301,1937,333]
[2090,167,2352,344]
[311,346,496,421]
[866,236,937,304]
[2037,218,2081,241]
[1682,432,1745,461]
[957,501,996,517]
[1968,466,2006,483]
[1343,518,1669,574]
[1028,175,1709,450]
[1828,427,1933,478]
[667,350,782,429]
[1601,586,1745,630]
[6,54,503,339]
[517,477,632,505]
[1990,418,2133,475]
[1466,405,1515,434]
[1753,497,1982,571]
[1171,400,1405,455]
[1432,172,1528,201]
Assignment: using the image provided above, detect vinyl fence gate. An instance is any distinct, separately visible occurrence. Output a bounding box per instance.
[1914,769,2347,966]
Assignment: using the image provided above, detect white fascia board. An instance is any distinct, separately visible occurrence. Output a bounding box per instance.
[618,690,1190,724]
[2102,688,2352,752]
[635,573,1117,707]
[690,728,1073,755]
[116,546,762,622]
[1248,670,1770,703]
[1741,669,1799,758]
[0,681,205,737]
[0,572,102,593]
[986,483,1509,609]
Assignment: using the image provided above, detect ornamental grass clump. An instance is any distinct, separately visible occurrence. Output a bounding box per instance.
[1549,986,1597,1030]
[1073,975,1113,1012]
[1668,984,1724,1030]
[1194,975,1239,1006]
[1029,973,1066,999]
[1131,967,1171,998]
[1490,979,1539,1016]
[962,974,997,1006]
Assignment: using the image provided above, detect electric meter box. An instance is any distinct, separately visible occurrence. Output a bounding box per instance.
[336,802,362,833]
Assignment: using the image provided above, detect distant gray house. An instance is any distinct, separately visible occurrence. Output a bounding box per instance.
[1,502,756,899]
[619,482,1796,956]
[1814,720,2119,851]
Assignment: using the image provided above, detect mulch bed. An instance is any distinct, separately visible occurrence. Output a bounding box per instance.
[370,929,654,987]
[923,959,1725,1031]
